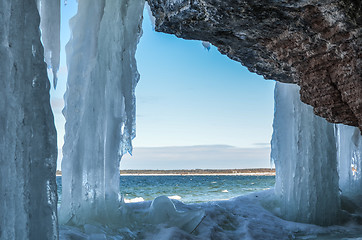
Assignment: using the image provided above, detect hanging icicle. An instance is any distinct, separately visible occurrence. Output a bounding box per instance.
[60,0,144,225]
[37,0,61,88]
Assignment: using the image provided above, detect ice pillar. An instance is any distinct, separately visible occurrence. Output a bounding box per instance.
[337,124,362,203]
[271,82,340,226]
[60,0,145,225]
[0,1,58,239]
[37,0,61,88]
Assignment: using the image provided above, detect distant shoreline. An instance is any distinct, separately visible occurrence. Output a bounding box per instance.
[56,168,275,176]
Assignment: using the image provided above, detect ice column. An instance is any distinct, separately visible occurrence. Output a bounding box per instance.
[37,0,61,88]
[337,124,362,202]
[0,1,58,239]
[271,82,340,226]
[60,0,145,225]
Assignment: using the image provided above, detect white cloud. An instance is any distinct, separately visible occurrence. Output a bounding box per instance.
[121,145,271,170]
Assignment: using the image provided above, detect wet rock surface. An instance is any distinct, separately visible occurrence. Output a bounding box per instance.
[147,0,362,131]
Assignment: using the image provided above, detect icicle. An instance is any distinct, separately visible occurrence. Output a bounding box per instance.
[60,0,145,225]
[37,0,61,88]
[145,2,156,29]
[271,82,340,226]
[0,1,58,239]
[202,41,211,51]
[337,124,362,203]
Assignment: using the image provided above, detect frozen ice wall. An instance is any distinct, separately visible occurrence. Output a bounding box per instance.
[337,124,362,202]
[60,0,145,225]
[0,0,58,239]
[37,0,61,88]
[271,82,340,226]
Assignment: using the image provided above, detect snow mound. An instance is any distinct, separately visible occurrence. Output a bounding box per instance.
[59,191,362,239]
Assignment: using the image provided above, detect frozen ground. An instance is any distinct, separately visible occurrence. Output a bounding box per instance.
[59,190,362,240]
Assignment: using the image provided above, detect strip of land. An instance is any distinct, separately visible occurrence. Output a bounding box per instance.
[56,168,275,176]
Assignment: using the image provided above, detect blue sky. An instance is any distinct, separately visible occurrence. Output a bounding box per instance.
[51,2,275,170]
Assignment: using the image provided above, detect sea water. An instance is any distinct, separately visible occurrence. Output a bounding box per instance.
[56,175,275,205]
[57,175,362,239]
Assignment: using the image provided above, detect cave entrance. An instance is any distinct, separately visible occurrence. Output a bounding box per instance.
[50,3,275,204]
[121,7,275,170]
[119,7,276,203]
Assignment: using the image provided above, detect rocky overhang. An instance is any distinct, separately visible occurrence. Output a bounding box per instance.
[147,0,362,132]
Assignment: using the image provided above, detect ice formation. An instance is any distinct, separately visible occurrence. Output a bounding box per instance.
[37,0,61,88]
[147,196,205,232]
[59,191,362,240]
[2,0,362,238]
[145,2,156,29]
[202,41,211,51]
[0,0,58,239]
[271,82,340,226]
[60,0,145,225]
[337,124,362,203]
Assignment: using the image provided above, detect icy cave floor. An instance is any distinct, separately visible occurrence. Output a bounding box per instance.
[59,190,362,240]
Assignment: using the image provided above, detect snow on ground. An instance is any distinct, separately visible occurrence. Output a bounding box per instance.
[59,190,362,240]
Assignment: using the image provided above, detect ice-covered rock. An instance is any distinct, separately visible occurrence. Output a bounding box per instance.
[0,0,58,239]
[60,0,145,225]
[147,196,205,233]
[60,191,362,239]
[271,82,340,226]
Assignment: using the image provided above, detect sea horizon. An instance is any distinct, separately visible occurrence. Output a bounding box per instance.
[56,168,276,176]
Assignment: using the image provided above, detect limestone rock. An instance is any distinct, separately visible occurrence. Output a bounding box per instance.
[147,0,362,132]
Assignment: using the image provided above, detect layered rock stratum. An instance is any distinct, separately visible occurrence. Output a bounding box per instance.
[147,0,362,132]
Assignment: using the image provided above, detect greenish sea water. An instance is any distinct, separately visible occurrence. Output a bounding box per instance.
[56,175,275,204]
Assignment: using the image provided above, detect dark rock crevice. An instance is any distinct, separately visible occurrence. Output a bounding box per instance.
[147,0,362,132]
